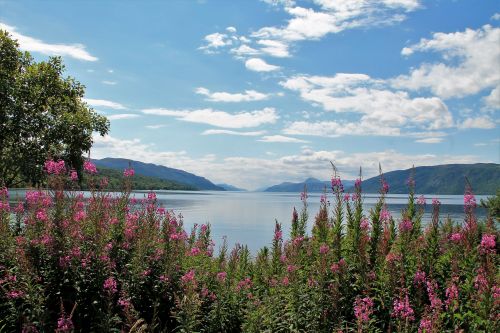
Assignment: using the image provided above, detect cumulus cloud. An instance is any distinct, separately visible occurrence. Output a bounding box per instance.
[201,129,266,136]
[483,86,500,110]
[0,22,98,61]
[458,116,496,129]
[91,135,483,189]
[281,73,453,132]
[107,114,140,120]
[141,107,278,128]
[83,98,126,110]
[195,87,270,102]
[415,137,443,144]
[198,32,233,53]
[258,135,309,143]
[245,58,281,72]
[394,25,500,99]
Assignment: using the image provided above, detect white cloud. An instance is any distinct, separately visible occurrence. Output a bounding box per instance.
[492,13,500,20]
[458,116,496,129]
[226,26,237,33]
[195,87,270,102]
[281,73,453,131]
[83,98,126,110]
[230,44,261,57]
[284,120,401,137]
[0,22,98,61]
[107,114,140,120]
[394,25,500,99]
[257,39,290,57]
[245,58,280,72]
[483,86,500,110]
[102,80,117,85]
[415,137,443,144]
[199,32,232,53]
[201,129,266,136]
[91,135,483,189]
[141,107,278,128]
[145,124,166,129]
[258,135,309,143]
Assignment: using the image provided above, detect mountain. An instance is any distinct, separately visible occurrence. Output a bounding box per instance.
[92,158,224,191]
[350,163,500,195]
[92,167,197,191]
[265,177,355,192]
[216,183,247,191]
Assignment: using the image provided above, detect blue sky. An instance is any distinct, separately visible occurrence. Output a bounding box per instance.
[1,0,499,189]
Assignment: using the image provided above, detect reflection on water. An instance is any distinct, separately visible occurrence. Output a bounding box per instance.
[8,189,490,254]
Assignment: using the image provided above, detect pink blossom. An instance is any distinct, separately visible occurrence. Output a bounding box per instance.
[274,228,282,242]
[381,181,389,194]
[354,296,374,323]
[292,236,304,246]
[181,269,196,285]
[70,170,78,181]
[331,177,344,192]
[217,272,227,283]
[236,277,253,291]
[351,193,360,201]
[282,276,289,286]
[418,318,432,333]
[426,280,443,310]
[474,268,489,293]
[0,202,10,212]
[354,178,362,190]
[392,294,415,321]
[103,277,117,294]
[380,209,391,222]
[414,270,426,286]
[190,247,201,256]
[287,265,298,273]
[123,168,135,177]
[449,233,462,243]
[83,160,97,174]
[480,234,496,254]
[44,159,66,175]
[0,187,8,198]
[464,193,476,208]
[445,283,459,309]
[386,252,401,263]
[360,218,369,230]
[73,210,86,222]
[7,290,24,299]
[118,297,131,309]
[56,315,74,332]
[36,209,48,222]
[432,198,441,206]
[319,244,329,255]
[399,219,413,233]
[417,195,426,205]
[300,191,308,202]
[343,193,350,202]
[59,256,71,268]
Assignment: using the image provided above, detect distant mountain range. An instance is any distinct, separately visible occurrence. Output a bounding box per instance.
[264,177,355,192]
[216,183,247,191]
[351,163,500,195]
[92,158,224,191]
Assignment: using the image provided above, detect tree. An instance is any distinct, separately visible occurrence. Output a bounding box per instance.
[0,30,109,187]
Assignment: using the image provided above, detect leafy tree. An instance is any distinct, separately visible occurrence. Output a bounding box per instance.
[0,30,108,187]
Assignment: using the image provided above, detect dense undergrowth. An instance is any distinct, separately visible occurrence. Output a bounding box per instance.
[0,160,498,332]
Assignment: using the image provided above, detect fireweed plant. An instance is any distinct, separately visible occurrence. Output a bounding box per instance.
[0,160,498,332]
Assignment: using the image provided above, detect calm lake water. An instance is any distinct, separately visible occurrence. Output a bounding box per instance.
[8,189,490,254]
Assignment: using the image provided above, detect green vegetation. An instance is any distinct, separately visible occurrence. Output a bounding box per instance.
[0,30,109,188]
[92,167,197,191]
[357,163,500,194]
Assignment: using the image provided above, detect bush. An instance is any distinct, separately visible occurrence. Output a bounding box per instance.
[0,160,498,332]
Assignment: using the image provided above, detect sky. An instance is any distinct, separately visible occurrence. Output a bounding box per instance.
[1,0,499,190]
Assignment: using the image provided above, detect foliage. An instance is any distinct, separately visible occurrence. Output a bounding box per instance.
[0,30,109,188]
[481,189,500,222]
[0,160,498,332]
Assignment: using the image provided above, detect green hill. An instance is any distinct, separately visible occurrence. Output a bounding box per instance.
[352,163,500,195]
[89,167,197,191]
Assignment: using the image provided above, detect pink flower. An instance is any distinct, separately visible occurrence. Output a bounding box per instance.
[432,198,441,206]
[36,209,48,222]
[300,191,308,202]
[331,177,344,192]
[118,297,131,309]
[414,270,426,286]
[236,277,253,291]
[287,265,298,273]
[386,252,401,263]
[392,293,415,321]
[445,283,459,309]
[7,290,24,299]
[44,159,66,175]
[274,228,282,242]
[56,315,74,332]
[123,168,135,177]
[190,247,201,256]
[381,181,389,194]
[354,178,362,190]
[464,193,476,208]
[474,268,489,293]
[181,269,196,285]
[380,209,391,222]
[426,280,443,310]
[449,233,462,243]
[480,234,496,254]
[83,160,97,174]
[103,277,117,294]
[343,193,350,202]
[70,170,78,181]
[418,318,432,333]
[351,193,360,201]
[319,244,329,255]
[217,272,227,283]
[354,296,374,323]
[399,219,413,233]
[360,218,369,230]
[282,276,289,286]
[417,195,426,205]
